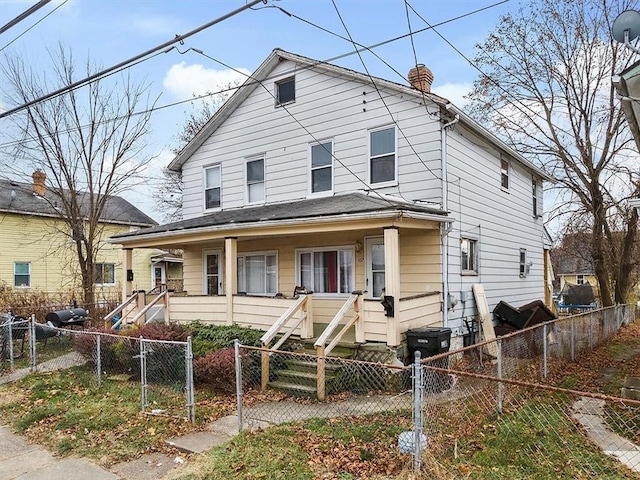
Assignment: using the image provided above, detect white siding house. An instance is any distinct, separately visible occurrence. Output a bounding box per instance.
[111,49,553,349]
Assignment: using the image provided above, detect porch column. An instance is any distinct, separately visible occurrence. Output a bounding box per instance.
[225,237,238,325]
[122,248,133,300]
[384,227,401,346]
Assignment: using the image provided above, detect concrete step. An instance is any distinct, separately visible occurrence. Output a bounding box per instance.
[268,380,317,397]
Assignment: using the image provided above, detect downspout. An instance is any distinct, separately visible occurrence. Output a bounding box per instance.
[441,106,460,330]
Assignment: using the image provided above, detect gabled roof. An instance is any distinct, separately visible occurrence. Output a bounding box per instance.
[169,48,553,183]
[110,192,450,243]
[0,178,157,227]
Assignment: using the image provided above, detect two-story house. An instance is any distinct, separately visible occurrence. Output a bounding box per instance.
[111,49,553,351]
[0,173,163,303]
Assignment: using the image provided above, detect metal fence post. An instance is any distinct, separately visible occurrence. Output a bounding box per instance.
[8,320,14,371]
[497,338,503,414]
[542,324,548,379]
[30,315,37,372]
[413,350,423,472]
[140,337,147,413]
[185,336,195,423]
[234,339,244,433]
[96,334,102,388]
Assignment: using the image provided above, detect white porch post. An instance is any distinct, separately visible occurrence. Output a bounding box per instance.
[225,237,238,325]
[384,227,401,346]
[122,248,133,300]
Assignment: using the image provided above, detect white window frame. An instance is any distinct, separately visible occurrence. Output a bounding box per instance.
[94,263,116,286]
[13,262,31,288]
[203,164,221,211]
[295,246,355,297]
[245,156,265,204]
[202,249,223,295]
[237,251,278,295]
[576,274,585,285]
[501,157,510,190]
[309,139,334,195]
[368,125,397,186]
[519,248,528,278]
[275,76,295,106]
[460,238,479,275]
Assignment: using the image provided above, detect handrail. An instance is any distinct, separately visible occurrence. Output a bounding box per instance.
[260,294,309,345]
[314,292,361,356]
[128,290,169,325]
[107,293,139,329]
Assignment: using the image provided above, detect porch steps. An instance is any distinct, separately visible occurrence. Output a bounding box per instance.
[267,345,354,397]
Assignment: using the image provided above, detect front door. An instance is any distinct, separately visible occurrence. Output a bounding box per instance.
[365,237,385,299]
[153,265,165,288]
[204,250,223,295]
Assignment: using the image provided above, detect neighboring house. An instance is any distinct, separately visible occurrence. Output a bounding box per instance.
[0,173,162,302]
[111,49,553,350]
[550,233,599,296]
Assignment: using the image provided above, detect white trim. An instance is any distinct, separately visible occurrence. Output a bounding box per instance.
[295,245,356,297]
[94,262,116,287]
[274,75,296,107]
[13,261,31,288]
[151,263,166,289]
[368,124,398,187]
[308,138,334,196]
[203,164,222,212]
[202,248,223,295]
[364,236,384,299]
[237,250,278,295]
[460,237,479,275]
[245,154,266,205]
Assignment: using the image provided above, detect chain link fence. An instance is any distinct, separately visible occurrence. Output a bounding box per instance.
[235,304,639,477]
[0,316,194,421]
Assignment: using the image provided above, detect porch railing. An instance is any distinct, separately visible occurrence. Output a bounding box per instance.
[106,292,139,329]
[260,293,313,390]
[129,290,169,326]
[314,291,364,400]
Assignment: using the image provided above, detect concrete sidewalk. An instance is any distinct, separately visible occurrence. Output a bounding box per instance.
[0,425,118,480]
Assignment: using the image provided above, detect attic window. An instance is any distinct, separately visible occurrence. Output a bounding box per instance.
[501,158,509,190]
[275,77,295,106]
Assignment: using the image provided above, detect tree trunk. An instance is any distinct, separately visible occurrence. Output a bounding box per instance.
[614,209,639,304]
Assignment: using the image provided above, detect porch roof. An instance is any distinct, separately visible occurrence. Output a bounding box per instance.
[110,192,449,245]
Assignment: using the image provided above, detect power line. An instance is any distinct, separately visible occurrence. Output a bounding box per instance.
[0,0,68,53]
[330,0,441,182]
[0,0,51,35]
[0,0,266,121]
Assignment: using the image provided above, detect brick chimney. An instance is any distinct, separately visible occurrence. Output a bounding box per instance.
[408,64,434,93]
[32,170,46,196]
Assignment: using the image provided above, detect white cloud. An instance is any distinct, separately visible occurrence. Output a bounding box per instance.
[432,82,473,109]
[162,62,250,100]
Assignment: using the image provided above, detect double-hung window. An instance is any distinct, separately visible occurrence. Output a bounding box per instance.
[501,158,509,190]
[275,77,295,105]
[94,263,115,285]
[204,165,221,210]
[237,252,277,295]
[519,249,528,278]
[461,238,478,274]
[576,274,585,285]
[310,141,333,194]
[246,157,265,203]
[14,262,30,287]
[298,247,354,295]
[370,126,396,184]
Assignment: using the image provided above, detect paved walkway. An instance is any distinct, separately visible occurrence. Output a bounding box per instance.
[0,425,118,480]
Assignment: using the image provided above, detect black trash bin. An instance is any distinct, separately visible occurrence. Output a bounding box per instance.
[406,327,452,393]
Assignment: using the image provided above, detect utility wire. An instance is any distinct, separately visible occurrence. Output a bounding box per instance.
[330,0,441,182]
[0,0,51,35]
[0,0,68,53]
[0,0,266,121]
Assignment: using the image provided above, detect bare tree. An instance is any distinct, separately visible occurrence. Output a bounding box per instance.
[153,83,240,222]
[467,0,640,305]
[0,46,156,306]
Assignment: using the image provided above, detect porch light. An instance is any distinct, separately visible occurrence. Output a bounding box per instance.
[354,240,363,252]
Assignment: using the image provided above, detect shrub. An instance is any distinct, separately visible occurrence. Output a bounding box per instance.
[126,322,192,342]
[74,329,131,372]
[193,348,243,393]
[188,322,263,358]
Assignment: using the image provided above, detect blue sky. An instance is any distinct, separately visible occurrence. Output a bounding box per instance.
[0,0,516,219]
